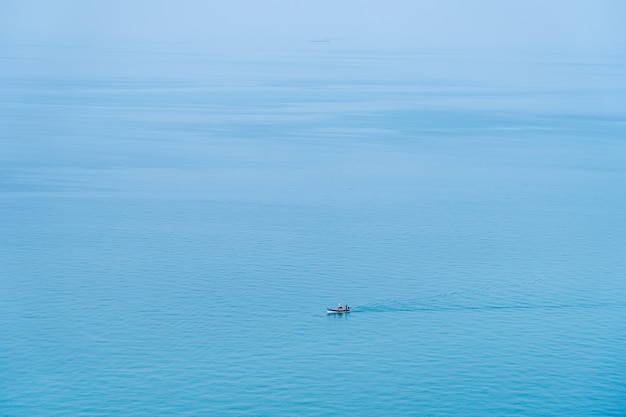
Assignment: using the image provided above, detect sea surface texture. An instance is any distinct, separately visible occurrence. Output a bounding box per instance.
[1,45,626,416]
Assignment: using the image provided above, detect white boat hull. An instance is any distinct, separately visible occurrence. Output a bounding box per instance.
[327,308,350,314]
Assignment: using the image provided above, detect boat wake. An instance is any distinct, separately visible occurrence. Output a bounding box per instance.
[348,280,625,314]
[351,300,620,314]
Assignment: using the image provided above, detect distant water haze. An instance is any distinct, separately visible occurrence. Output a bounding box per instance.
[2,0,625,50]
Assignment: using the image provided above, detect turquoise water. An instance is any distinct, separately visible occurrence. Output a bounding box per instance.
[2,45,626,415]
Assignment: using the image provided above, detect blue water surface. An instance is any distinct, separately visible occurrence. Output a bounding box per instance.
[1,44,626,416]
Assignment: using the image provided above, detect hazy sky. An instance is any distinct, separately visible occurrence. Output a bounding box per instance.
[1,0,625,51]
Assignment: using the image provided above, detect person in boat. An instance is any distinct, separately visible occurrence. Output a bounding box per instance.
[337,303,344,311]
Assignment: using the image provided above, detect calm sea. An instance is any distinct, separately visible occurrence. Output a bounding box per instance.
[1,44,626,416]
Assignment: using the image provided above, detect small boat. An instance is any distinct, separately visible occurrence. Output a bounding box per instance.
[327,304,350,314]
